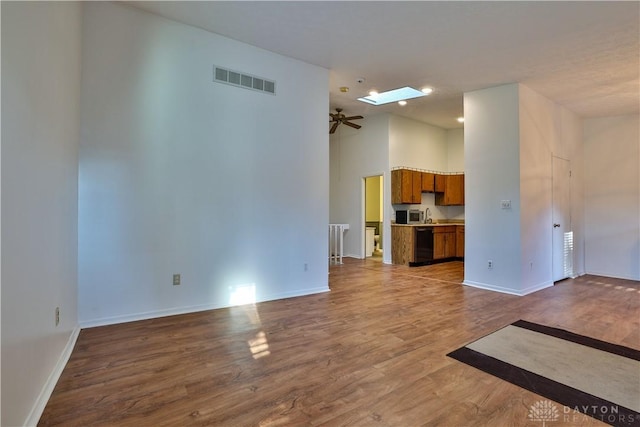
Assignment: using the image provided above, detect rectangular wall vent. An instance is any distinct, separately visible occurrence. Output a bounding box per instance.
[213,65,276,95]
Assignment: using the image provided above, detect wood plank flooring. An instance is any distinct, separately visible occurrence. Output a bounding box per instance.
[39,259,640,426]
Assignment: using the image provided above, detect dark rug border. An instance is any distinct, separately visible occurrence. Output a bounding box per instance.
[447,322,640,427]
[512,320,640,361]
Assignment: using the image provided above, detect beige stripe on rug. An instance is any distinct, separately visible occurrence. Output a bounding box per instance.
[466,325,640,412]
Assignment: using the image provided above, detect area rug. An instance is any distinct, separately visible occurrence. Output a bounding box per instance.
[447,320,640,427]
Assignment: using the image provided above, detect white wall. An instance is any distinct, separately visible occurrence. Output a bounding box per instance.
[464,83,584,295]
[446,128,465,172]
[519,84,582,290]
[78,2,330,326]
[330,114,390,261]
[583,115,640,280]
[1,2,82,425]
[464,84,523,294]
[389,115,448,170]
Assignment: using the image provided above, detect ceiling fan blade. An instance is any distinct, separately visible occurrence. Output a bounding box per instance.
[343,115,363,121]
[330,121,339,134]
[343,121,361,130]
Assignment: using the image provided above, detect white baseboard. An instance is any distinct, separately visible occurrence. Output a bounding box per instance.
[25,326,81,427]
[80,286,330,329]
[584,270,640,281]
[462,280,553,296]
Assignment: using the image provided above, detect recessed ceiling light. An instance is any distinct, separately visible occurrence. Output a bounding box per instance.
[369,90,379,97]
[398,100,407,106]
[358,86,426,106]
[457,117,464,123]
[421,87,433,95]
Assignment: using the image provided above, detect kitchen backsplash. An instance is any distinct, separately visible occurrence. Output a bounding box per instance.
[394,192,465,222]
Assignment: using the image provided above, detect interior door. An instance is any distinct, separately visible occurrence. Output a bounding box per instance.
[552,156,572,281]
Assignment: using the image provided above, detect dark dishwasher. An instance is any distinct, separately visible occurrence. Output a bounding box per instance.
[411,227,434,266]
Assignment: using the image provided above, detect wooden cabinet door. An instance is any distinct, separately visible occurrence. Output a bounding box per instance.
[456,226,465,258]
[421,172,435,192]
[392,169,422,204]
[446,174,465,205]
[433,232,446,259]
[391,169,422,205]
[391,169,412,204]
[391,225,415,265]
[411,171,422,203]
[400,170,413,204]
[391,170,402,204]
[434,227,456,259]
[445,232,457,258]
[434,174,446,192]
[435,174,465,206]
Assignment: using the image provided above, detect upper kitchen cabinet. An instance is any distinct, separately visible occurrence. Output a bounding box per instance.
[421,172,435,192]
[435,174,465,206]
[391,169,422,204]
[435,174,445,192]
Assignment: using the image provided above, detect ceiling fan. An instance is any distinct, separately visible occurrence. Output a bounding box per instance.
[329,108,363,134]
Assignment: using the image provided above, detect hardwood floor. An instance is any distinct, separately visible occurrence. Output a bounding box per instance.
[39,259,639,426]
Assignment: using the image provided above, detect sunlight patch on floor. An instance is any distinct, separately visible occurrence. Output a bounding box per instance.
[248,331,271,359]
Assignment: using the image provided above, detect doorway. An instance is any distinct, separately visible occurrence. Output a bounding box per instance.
[552,156,573,281]
[364,175,383,259]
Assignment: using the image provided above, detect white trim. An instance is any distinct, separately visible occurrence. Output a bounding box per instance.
[462,280,553,296]
[25,326,81,427]
[583,270,640,282]
[80,286,330,329]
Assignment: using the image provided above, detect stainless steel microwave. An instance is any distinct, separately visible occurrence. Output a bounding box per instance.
[396,209,424,224]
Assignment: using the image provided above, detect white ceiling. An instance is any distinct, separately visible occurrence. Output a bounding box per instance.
[127,1,639,129]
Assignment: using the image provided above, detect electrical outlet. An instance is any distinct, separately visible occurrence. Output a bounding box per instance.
[501,200,511,209]
[487,260,493,269]
[173,274,181,286]
[55,307,60,326]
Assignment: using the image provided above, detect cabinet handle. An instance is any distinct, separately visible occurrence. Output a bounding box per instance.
[553,223,561,228]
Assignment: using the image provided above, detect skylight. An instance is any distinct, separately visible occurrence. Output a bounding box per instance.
[358,86,427,106]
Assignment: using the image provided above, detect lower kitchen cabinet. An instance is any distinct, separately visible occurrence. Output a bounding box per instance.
[456,225,465,258]
[433,226,456,259]
[392,224,463,265]
[391,225,414,265]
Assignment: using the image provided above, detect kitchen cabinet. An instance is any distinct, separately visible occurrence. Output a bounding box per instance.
[392,224,463,265]
[456,225,465,258]
[433,226,456,259]
[391,225,415,265]
[391,169,422,204]
[421,172,435,192]
[435,174,446,192]
[435,174,465,206]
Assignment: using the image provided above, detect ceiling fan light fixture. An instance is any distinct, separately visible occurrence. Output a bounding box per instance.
[358,86,426,106]
[329,108,364,134]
